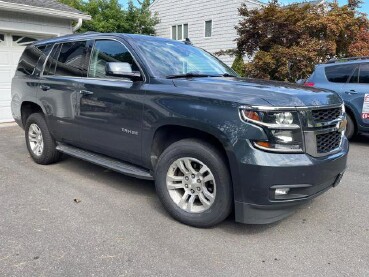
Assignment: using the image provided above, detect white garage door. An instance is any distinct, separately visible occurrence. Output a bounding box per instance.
[0,34,38,123]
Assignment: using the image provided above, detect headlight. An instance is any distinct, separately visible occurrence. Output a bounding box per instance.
[240,108,304,153]
[241,110,300,128]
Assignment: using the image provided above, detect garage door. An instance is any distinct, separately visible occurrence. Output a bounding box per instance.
[0,34,38,123]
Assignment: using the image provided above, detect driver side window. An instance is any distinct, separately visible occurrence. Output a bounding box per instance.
[88,40,139,79]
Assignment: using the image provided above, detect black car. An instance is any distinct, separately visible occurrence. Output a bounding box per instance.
[11,33,348,227]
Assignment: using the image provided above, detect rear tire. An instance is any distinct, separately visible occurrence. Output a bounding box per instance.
[345,113,356,140]
[155,139,233,228]
[25,113,61,165]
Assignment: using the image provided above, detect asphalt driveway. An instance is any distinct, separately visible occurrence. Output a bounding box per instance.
[0,124,368,276]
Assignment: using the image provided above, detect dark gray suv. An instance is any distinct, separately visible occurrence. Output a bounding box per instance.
[11,33,348,227]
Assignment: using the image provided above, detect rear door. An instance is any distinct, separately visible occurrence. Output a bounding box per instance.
[342,63,369,128]
[38,40,91,144]
[76,39,145,165]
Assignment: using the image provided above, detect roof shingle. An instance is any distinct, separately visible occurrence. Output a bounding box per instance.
[1,0,85,14]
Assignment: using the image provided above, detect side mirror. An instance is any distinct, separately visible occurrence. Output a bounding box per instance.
[105,62,142,80]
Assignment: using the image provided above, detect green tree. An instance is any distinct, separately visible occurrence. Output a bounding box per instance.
[58,0,159,34]
[232,1,369,82]
[231,54,246,77]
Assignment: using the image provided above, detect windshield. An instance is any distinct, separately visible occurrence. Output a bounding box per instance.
[133,36,237,78]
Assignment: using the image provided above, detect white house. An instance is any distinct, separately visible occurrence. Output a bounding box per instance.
[149,0,263,66]
[0,0,90,123]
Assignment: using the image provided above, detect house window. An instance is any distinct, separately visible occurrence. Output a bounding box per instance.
[171,24,189,40]
[205,20,212,37]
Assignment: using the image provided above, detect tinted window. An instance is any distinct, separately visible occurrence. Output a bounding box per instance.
[43,44,61,76]
[88,40,139,79]
[348,67,359,83]
[359,63,369,84]
[325,64,357,83]
[54,41,89,77]
[16,45,44,76]
[33,44,52,76]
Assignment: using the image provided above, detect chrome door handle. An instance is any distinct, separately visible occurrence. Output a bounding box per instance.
[80,90,94,95]
[345,90,358,95]
[40,85,50,91]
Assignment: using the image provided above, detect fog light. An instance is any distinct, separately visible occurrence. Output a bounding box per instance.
[275,188,290,196]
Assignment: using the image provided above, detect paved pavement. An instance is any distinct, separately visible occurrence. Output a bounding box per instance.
[0,125,368,277]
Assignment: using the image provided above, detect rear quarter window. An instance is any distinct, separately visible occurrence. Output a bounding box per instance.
[16,45,44,76]
[324,64,357,83]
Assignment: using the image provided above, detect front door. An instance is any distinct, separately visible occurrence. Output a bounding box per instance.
[76,39,145,165]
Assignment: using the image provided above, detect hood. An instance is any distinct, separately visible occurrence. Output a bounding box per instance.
[172,77,342,107]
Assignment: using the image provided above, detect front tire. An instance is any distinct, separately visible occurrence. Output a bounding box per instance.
[155,139,233,228]
[345,113,356,140]
[25,113,61,165]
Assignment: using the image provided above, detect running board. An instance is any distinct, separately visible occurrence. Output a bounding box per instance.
[56,143,153,180]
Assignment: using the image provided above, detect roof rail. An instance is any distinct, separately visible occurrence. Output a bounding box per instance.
[326,56,369,64]
[82,31,101,35]
[183,38,193,45]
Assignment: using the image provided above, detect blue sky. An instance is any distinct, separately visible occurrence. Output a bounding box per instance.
[119,0,368,14]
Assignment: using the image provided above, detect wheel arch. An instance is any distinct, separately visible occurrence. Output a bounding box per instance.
[148,123,241,200]
[150,123,234,167]
[20,101,45,127]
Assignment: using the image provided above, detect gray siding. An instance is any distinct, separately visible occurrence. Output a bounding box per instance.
[150,0,261,66]
[0,10,73,36]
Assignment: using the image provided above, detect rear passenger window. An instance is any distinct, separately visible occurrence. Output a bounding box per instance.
[325,64,357,83]
[359,64,369,84]
[348,67,359,83]
[33,44,52,76]
[55,41,89,77]
[43,44,61,76]
[88,40,139,79]
[16,45,44,76]
[43,41,90,77]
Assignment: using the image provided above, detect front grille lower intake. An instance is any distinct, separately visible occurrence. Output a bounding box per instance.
[316,131,342,154]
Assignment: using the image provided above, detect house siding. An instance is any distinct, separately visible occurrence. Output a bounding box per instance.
[0,10,73,36]
[150,0,261,66]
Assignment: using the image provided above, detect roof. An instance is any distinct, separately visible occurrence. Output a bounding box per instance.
[0,0,91,20]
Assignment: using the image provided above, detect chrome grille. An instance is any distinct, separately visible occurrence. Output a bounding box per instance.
[316,131,342,154]
[312,107,341,123]
[303,105,344,157]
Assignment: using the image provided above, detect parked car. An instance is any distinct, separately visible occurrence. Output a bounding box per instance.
[11,33,348,227]
[304,57,369,139]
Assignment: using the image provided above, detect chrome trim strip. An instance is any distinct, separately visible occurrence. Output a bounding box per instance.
[239,104,343,111]
[252,142,304,154]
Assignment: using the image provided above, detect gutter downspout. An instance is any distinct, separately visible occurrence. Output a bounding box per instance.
[72,18,83,32]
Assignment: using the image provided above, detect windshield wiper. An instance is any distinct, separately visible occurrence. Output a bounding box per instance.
[219,73,237,77]
[166,73,217,79]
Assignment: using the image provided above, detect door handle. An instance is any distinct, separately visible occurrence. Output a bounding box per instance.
[40,85,50,91]
[80,90,94,96]
[345,90,358,95]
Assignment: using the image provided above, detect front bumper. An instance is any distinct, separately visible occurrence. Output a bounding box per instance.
[232,138,348,224]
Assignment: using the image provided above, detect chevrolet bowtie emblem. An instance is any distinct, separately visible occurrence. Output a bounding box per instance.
[337,119,347,132]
